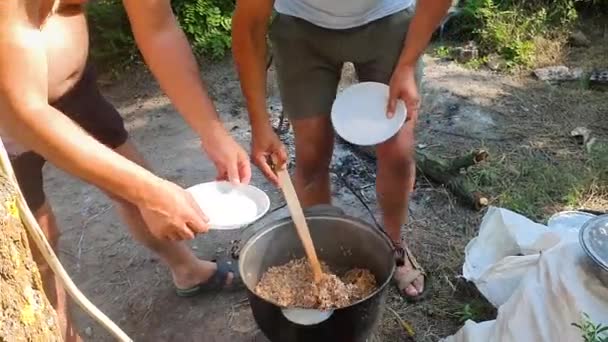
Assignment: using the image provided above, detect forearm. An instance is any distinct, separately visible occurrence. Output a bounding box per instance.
[1,105,159,204]
[232,10,272,133]
[131,16,223,137]
[399,0,452,67]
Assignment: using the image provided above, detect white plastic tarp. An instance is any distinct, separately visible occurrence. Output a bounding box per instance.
[443,207,608,342]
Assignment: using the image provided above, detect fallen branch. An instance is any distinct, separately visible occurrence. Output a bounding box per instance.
[352,145,490,210]
[446,149,489,173]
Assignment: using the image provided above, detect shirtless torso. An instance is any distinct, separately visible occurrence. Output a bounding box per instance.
[2,0,89,154]
[40,0,88,102]
[2,3,230,340]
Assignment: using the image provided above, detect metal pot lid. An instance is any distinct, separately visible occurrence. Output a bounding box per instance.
[579,214,608,270]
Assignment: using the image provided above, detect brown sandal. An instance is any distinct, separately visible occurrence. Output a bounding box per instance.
[394,245,429,303]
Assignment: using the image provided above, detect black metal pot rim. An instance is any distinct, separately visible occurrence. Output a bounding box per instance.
[239,212,396,311]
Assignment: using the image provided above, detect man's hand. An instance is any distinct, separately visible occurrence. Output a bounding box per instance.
[138,179,209,241]
[201,128,252,185]
[386,0,452,126]
[387,63,420,126]
[251,125,288,185]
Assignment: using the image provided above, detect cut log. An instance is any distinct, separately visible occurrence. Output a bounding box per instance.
[0,173,62,341]
[416,149,490,210]
[446,149,489,173]
[353,145,490,210]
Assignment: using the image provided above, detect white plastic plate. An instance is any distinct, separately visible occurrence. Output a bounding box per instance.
[331,82,406,146]
[186,181,270,230]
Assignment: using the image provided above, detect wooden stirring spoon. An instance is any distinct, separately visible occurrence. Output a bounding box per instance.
[274,164,324,283]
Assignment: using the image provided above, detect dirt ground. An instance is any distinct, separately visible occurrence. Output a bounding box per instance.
[42,49,606,341]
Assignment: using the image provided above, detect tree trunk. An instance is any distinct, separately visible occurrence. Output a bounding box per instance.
[0,173,62,341]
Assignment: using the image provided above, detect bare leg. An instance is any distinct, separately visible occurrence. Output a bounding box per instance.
[111,141,232,288]
[29,202,82,342]
[375,123,423,297]
[291,116,335,207]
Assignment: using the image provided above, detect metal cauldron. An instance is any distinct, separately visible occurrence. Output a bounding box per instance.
[238,205,395,342]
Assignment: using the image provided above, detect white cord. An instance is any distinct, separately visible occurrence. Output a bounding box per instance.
[0,139,132,342]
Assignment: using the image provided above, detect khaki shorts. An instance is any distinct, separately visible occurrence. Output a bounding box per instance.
[270,8,424,119]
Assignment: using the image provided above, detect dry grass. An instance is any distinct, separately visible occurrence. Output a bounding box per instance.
[464,75,608,219]
[566,18,608,72]
[533,36,568,68]
[468,142,606,220]
[577,181,608,212]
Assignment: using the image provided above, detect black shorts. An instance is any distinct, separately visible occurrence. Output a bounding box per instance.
[9,62,129,212]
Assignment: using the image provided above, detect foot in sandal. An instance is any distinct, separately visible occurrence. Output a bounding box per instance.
[174,259,242,297]
[393,244,427,302]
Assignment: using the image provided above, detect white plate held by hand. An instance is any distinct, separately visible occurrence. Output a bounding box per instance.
[331,82,407,146]
[186,181,270,230]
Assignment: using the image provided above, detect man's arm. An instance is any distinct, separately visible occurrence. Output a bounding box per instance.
[0,1,156,204]
[0,1,208,240]
[231,0,274,133]
[231,0,287,182]
[399,0,452,67]
[387,0,452,119]
[122,0,223,139]
[122,0,251,184]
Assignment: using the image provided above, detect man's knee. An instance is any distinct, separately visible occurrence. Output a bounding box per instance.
[33,201,60,248]
[292,117,334,180]
[295,142,334,184]
[376,127,416,170]
[28,201,60,274]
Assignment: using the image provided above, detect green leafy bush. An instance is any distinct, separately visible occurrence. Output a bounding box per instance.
[87,0,235,71]
[454,0,581,68]
[172,0,235,60]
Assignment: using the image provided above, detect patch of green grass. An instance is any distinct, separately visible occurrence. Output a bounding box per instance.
[464,56,489,70]
[455,304,478,322]
[468,142,607,220]
[434,46,454,59]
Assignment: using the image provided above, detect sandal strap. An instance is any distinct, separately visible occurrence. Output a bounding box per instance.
[394,246,406,267]
[175,260,241,297]
[393,244,425,275]
[404,246,425,275]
